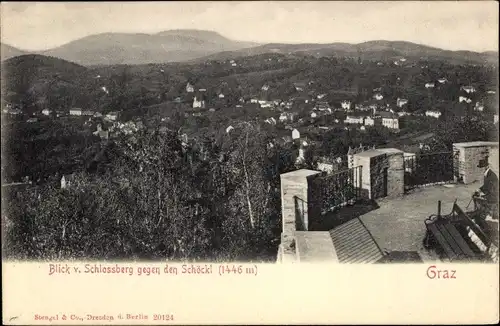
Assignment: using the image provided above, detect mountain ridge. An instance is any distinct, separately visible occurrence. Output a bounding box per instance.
[1,30,498,66]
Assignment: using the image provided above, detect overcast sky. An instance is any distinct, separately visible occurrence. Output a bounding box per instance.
[1,1,498,52]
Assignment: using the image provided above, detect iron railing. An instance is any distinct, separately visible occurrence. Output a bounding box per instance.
[404,151,454,191]
[310,166,363,216]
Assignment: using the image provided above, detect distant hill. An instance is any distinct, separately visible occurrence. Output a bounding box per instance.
[40,30,259,66]
[1,43,29,61]
[4,32,496,67]
[195,40,498,65]
[1,54,95,108]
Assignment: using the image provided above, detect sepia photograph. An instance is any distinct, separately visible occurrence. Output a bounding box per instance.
[1,1,499,324]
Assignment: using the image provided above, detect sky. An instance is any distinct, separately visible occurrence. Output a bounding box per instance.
[1,1,498,52]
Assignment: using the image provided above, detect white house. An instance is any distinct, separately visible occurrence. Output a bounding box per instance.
[461,86,476,94]
[101,86,109,94]
[193,97,205,108]
[311,112,317,118]
[487,90,496,94]
[344,115,364,124]
[186,83,194,93]
[226,126,234,134]
[459,96,472,104]
[294,83,306,92]
[360,126,366,131]
[70,108,82,116]
[425,110,442,118]
[250,98,259,104]
[425,82,435,88]
[373,93,384,100]
[396,98,408,108]
[279,112,295,122]
[41,109,52,116]
[261,84,270,91]
[199,88,207,92]
[364,116,374,126]
[265,117,277,125]
[317,162,335,173]
[494,114,499,124]
[218,93,225,99]
[60,174,75,189]
[380,112,399,130]
[341,100,352,111]
[317,93,327,100]
[438,78,448,84]
[474,102,484,112]
[105,112,119,121]
[292,129,300,140]
[364,116,381,126]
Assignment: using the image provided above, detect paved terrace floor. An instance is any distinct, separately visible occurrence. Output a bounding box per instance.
[313,182,482,263]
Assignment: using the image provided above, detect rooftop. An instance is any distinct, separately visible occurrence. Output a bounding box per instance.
[376,148,404,154]
[281,169,322,180]
[352,149,384,158]
[453,141,498,148]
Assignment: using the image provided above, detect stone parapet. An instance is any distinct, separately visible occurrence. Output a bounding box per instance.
[453,142,499,184]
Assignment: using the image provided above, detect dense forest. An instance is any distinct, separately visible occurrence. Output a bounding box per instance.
[2,121,302,261]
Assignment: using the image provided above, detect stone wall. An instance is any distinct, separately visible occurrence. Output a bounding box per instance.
[370,154,388,199]
[377,149,405,198]
[278,169,322,262]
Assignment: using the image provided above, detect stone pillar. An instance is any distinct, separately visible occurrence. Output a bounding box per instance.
[352,148,405,199]
[278,169,322,263]
[352,151,374,199]
[377,148,405,198]
[453,142,499,184]
[280,169,322,233]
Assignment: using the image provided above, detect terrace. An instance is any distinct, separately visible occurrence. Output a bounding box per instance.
[277,141,499,264]
[311,183,478,263]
